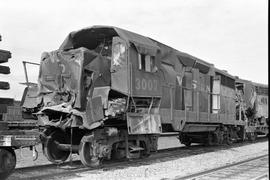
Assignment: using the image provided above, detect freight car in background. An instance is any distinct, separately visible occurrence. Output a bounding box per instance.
[0,98,39,179]
[235,78,268,140]
[21,25,268,167]
[0,35,40,179]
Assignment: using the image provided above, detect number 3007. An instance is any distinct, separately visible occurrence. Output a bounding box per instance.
[135,78,158,91]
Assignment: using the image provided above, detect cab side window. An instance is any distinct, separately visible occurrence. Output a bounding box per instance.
[138,53,156,72]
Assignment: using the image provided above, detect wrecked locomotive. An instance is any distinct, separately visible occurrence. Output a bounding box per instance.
[21,26,268,167]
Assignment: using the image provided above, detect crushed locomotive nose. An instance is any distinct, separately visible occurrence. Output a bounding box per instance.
[19,25,268,168]
[37,48,107,129]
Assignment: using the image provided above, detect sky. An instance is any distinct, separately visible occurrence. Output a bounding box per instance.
[0,0,268,100]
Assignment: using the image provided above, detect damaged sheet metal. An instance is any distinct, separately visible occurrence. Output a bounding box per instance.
[39,47,107,108]
[105,98,126,117]
[21,85,42,108]
[37,47,108,129]
[59,25,160,57]
[37,98,104,130]
[127,113,162,134]
[92,86,111,108]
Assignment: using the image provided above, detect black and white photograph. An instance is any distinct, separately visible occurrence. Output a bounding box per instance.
[0,0,268,179]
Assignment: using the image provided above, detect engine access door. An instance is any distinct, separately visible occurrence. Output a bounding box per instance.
[212,76,221,113]
[111,37,129,95]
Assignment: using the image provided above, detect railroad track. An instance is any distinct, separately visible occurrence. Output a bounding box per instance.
[7,136,268,180]
[8,145,204,180]
[174,154,268,180]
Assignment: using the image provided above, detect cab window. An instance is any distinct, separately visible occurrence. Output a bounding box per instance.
[138,53,156,72]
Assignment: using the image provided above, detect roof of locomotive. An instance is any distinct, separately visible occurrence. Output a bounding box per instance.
[59,25,239,77]
[251,82,268,88]
[213,67,236,79]
[235,78,252,85]
[59,25,159,55]
[235,77,268,88]
[150,38,214,74]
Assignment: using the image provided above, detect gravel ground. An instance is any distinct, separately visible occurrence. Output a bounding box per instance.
[14,138,268,180]
[66,141,268,180]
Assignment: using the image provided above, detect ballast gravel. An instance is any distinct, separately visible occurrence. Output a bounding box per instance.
[69,141,268,180]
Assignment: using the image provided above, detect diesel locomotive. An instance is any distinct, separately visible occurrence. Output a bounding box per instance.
[21,25,268,167]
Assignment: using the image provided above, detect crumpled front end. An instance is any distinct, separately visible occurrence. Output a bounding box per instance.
[36,47,106,130]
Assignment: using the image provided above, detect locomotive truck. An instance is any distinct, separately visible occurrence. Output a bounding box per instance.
[21,25,268,167]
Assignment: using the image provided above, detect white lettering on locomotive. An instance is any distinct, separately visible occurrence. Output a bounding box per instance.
[135,78,158,91]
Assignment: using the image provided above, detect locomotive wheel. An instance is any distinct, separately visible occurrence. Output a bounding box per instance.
[225,129,233,145]
[79,141,100,167]
[181,135,191,147]
[225,134,233,145]
[43,130,70,163]
[247,132,257,142]
[206,133,214,146]
[0,148,16,180]
[213,128,223,145]
[183,141,191,147]
[139,141,150,158]
[111,142,126,160]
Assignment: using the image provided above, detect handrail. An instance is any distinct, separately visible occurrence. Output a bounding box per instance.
[22,61,40,87]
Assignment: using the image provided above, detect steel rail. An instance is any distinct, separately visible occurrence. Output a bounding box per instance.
[174,154,268,180]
